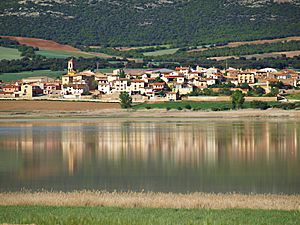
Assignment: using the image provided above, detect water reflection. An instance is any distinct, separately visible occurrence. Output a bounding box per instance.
[0,120,299,193]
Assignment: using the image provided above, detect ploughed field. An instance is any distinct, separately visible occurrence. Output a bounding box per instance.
[1,36,78,51]
[0,101,120,111]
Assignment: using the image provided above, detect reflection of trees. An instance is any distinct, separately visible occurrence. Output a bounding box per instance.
[0,120,299,178]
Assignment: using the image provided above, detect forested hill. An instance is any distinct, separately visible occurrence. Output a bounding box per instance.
[0,0,300,47]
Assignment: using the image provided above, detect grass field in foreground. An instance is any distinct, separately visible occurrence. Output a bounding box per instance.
[0,46,22,60]
[133,101,279,110]
[0,206,299,225]
[0,70,65,82]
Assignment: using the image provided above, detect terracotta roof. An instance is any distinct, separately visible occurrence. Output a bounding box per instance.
[150,82,165,86]
[175,67,189,71]
[131,79,145,83]
[0,91,14,94]
[3,85,18,88]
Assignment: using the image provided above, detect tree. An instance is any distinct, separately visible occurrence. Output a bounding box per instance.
[154,76,164,83]
[253,86,266,96]
[119,69,126,78]
[119,92,132,108]
[266,87,279,97]
[231,90,245,109]
[239,83,251,90]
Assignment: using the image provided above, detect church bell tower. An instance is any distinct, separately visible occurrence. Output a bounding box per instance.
[67,58,75,75]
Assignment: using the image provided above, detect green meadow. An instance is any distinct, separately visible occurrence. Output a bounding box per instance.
[143,48,179,56]
[0,46,22,60]
[286,93,300,100]
[36,49,94,59]
[0,70,65,82]
[133,101,279,110]
[0,206,298,225]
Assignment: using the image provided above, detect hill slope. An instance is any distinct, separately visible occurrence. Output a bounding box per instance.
[0,0,300,47]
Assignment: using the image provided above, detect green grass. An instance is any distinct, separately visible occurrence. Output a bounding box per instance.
[143,48,179,56]
[133,101,279,110]
[0,70,65,82]
[134,44,171,50]
[0,206,298,225]
[286,93,300,100]
[36,49,94,58]
[0,46,22,60]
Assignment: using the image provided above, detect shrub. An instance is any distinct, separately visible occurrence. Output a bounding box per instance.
[280,103,296,110]
[250,101,269,110]
[119,92,132,109]
[211,107,221,111]
[145,106,152,110]
[177,107,183,110]
[166,107,171,111]
[185,104,192,110]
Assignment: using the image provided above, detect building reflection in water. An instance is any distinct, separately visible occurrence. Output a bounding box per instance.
[0,119,299,193]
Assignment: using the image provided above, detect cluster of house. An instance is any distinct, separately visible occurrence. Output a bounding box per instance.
[0,59,299,101]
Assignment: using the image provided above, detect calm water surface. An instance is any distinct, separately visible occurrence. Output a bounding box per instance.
[0,119,299,194]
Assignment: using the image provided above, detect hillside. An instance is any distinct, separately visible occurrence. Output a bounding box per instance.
[0,0,300,47]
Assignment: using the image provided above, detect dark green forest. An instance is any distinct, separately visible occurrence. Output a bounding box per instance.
[0,0,300,47]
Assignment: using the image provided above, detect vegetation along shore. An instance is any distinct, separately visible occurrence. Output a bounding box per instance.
[0,192,299,225]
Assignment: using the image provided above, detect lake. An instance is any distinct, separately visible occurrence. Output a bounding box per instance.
[0,119,299,194]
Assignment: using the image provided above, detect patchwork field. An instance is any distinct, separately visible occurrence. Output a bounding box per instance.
[189,36,300,53]
[1,36,114,59]
[209,50,300,61]
[0,70,64,82]
[0,46,22,60]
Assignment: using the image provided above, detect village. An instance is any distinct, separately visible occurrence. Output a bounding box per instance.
[0,58,299,102]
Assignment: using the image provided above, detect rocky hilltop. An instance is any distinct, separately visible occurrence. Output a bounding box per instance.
[0,0,299,46]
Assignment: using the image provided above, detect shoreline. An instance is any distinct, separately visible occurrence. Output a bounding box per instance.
[0,191,299,210]
[0,108,300,120]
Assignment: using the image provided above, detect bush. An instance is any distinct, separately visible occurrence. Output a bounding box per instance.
[250,101,270,110]
[119,92,132,109]
[280,103,296,110]
[166,107,171,111]
[185,104,192,110]
[177,107,183,110]
[145,106,152,110]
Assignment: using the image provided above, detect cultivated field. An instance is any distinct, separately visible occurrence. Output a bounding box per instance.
[143,48,179,56]
[1,36,115,59]
[189,36,300,53]
[36,49,95,59]
[0,70,64,82]
[1,36,78,51]
[0,46,21,60]
[0,101,120,111]
[208,50,300,61]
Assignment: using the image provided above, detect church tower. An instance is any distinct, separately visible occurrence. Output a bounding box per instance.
[67,58,75,75]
